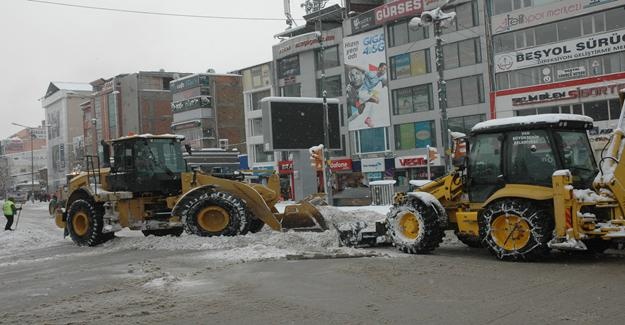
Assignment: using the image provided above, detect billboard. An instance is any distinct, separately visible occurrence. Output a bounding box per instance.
[344,28,390,131]
[261,97,341,151]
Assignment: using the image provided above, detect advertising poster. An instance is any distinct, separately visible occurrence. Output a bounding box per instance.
[414,121,433,148]
[344,28,391,131]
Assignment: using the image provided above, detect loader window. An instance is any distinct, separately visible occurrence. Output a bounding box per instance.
[507,130,556,186]
[555,130,597,187]
[468,133,502,202]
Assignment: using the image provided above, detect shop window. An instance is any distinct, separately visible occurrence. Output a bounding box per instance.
[388,19,428,47]
[250,89,270,111]
[537,106,559,114]
[394,121,436,150]
[392,84,433,115]
[280,83,301,97]
[351,127,389,154]
[448,114,485,134]
[390,49,430,80]
[447,75,484,108]
[584,100,610,121]
[316,75,342,98]
[609,99,621,120]
[557,18,581,41]
[535,23,557,45]
[277,55,300,78]
[515,108,537,116]
[316,45,340,70]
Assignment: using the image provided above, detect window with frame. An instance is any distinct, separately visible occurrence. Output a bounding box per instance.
[253,144,274,163]
[448,114,485,134]
[250,118,263,136]
[394,121,436,150]
[446,75,484,108]
[250,89,270,111]
[392,84,433,115]
[277,55,300,78]
[280,83,301,97]
[316,45,340,70]
[443,38,481,69]
[390,49,430,80]
[351,127,389,154]
[107,93,117,138]
[388,19,429,47]
[316,75,342,98]
[443,0,478,33]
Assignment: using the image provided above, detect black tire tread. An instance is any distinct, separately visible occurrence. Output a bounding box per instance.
[66,199,109,246]
[386,197,444,254]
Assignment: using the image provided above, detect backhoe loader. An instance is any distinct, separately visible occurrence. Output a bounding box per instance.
[55,134,326,246]
[340,91,625,261]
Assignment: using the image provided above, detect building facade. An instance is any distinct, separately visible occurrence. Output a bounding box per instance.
[490,0,625,157]
[41,82,93,194]
[170,73,246,152]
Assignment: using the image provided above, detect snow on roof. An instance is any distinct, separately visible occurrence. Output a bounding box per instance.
[260,96,340,104]
[369,180,396,185]
[111,134,185,142]
[472,114,593,132]
[51,81,92,92]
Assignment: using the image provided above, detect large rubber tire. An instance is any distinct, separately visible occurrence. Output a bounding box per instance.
[142,228,184,237]
[66,199,110,246]
[386,197,444,254]
[455,231,482,248]
[247,217,265,233]
[183,191,247,237]
[479,199,553,261]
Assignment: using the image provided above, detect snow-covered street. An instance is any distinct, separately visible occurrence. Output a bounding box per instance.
[2,202,625,324]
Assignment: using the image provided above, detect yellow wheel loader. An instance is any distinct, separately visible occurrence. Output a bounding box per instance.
[55,134,326,246]
[340,92,625,261]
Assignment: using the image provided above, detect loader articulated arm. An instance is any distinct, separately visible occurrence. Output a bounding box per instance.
[405,171,464,206]
[594,90,625,218]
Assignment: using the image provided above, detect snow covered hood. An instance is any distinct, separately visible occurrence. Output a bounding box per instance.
[472,114,593,133]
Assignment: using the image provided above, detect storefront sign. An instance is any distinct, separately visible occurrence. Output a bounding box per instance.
[395,155,427,168]
[278,160,293,173]
[557,66,587,80]
[170,75,210,94]
[495,29,625,73]
[351,0,424,34]
[330,159,353,171]
[511,82,625,106]
[274,30,338,59]
[491,0,625,34]
[374,0,423,25]
[361,157,385,173]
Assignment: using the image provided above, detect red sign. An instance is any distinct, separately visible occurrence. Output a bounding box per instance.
[330,159,352,172]
[374,0,423,24]
[395,155,427,168]
[278,160,293,173]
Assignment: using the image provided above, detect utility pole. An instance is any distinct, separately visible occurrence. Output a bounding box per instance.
[317,16,333,206]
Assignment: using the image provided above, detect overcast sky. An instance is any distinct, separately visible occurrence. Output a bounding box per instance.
[0,0,340,139]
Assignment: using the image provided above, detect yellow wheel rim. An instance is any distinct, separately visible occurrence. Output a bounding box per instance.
[491,214,531,251]
[72,212,90,237]
[197,206,230,232]
[399,212,421,240]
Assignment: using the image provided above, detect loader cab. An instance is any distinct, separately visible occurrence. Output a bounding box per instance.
[107,135,187,195]
[467,115,596,202]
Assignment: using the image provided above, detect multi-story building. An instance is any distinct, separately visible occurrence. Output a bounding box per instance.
[170,73,246,152]
[490,0,625,157]
[260,1,489,191]
[0,127,47,196]
[41,82,93,194]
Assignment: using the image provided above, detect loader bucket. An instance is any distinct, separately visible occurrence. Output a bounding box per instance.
[277,200,328,232]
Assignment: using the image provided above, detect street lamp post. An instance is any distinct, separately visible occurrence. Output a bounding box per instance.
[409,3,456,171]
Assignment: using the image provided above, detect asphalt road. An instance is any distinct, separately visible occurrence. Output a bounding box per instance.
[2,204,625,324]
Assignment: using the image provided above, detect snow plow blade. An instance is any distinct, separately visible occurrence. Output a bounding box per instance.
[277,200,328,232]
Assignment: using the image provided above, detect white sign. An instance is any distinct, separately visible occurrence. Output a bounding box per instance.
[274,30,339,59]
[495,29,625,73]
[361,157,385,173]
[491,0,625,35]
[557,66,587,80]
[343,28,391,131]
